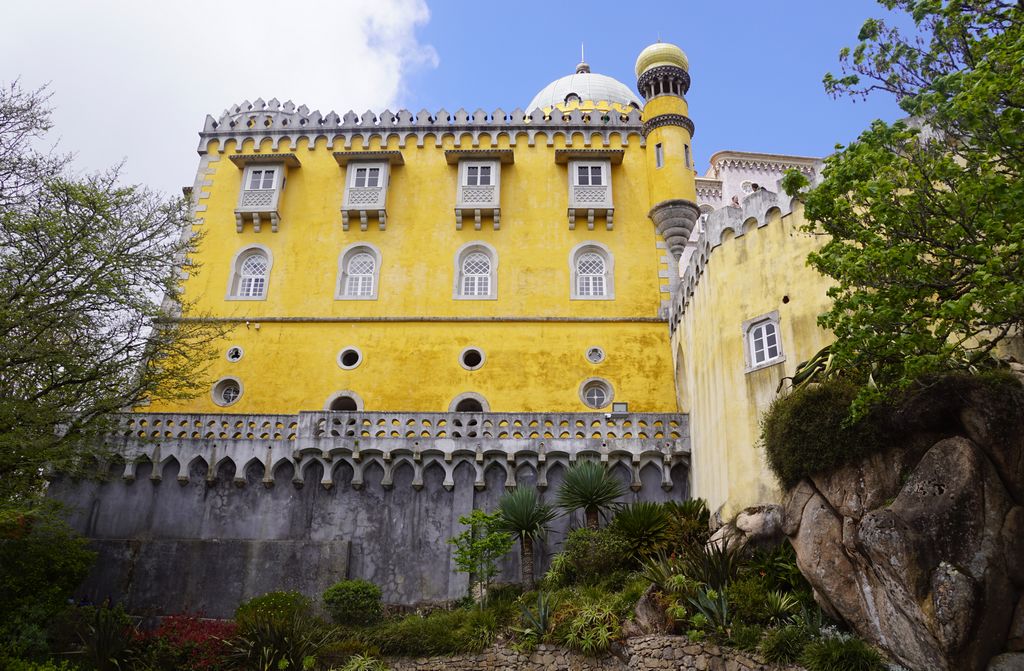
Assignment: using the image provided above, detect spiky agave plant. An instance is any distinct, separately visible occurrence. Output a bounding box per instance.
[555,460,625,530]
[611,501,671,562]
[496,487,557,587]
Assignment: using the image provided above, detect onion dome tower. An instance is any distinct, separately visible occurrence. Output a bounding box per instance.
[636,42,699,262]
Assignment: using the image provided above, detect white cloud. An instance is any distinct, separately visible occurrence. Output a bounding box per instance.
[1,0,437,195]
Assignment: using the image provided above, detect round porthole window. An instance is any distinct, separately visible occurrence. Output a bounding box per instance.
[579,378,613,409]
[586,346,605,364]
[337,347,362,370]
[226,345,244,362]
[212,378,242,407]
[460,347,485,371]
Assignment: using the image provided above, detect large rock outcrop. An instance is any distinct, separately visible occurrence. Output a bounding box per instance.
[783,377,1024,671]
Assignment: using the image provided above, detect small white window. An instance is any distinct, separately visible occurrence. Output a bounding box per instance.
[336,244,381,300]
[743,311,785,371]
[464,164,492,186]
[579,378,613,409]
[352,166,381,188]
[655,143,664,169]
[454,243,498,300]
[460,347,485,371]
[247,168,277,190]
[226,346,244,362]
[575,164,604,186]
[585,347,606,364]
[228,246,273,300]
[570,242,614,300]
[337,347,362,370]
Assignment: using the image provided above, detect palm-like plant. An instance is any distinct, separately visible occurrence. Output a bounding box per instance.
[556,460,625,530]
[611,501,671,562]
[496,487,557,587]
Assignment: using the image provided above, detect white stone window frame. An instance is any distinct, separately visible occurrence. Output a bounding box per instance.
[743,310,786,373]
[337,346,363,370]
[453,241,498,300]
[655,143,664,169]
[324,389,365,411]
[569,241,615,300]
[448,392,491,412]
[459,346,486,371]
[336,242,382,300]
[459,160,498,187]
[211,376,243,407]
[571,160,608,187]
[579,377,614,409]
[226,244,274,301]
[225,345,245,363]
[348,163,386,189]
[585,346,606,364]
[241,164,284,194]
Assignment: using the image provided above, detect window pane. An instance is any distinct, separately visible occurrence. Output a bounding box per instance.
[261,169,275,189]
[354,167,366,187]
[466,166,478,186]
[577,165,589,186]
[367,168,380,187]
[479,166,491,185]
[249,170,263,189]
[752,325,766,364]
[590,166,603,185]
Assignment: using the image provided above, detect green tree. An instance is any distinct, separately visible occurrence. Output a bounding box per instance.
[0,82,223,500]
[495,487,556,587]
[556,461,625,530]
[447,509,513,601]
[786,1,1024,413]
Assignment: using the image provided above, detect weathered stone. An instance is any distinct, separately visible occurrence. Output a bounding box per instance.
[623,584,672,637]
[1009,594,1024,652]
[988,653,1024,671]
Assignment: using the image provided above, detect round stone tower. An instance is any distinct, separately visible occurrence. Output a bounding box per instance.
[636,42,700,262]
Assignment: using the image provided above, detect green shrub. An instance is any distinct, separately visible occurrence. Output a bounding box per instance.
[364,608,497,656]
[728,623,764,652]
[323,580,383,626]
[338,654,390,671]
[800,636,887,671]
[0,505,96,658]
[234,590,312,624]
[761,380,890,488]
[610,502,671,562]
[558,527,630,586]
[726,576,772,624]
[0,658,77,671]
[80,605,137,671]
[680,539,740,590]
[759,624,812,664]
[663,499,711,550]
[745,542,812,595]
[223,610,338,670]
[559,603,619,656]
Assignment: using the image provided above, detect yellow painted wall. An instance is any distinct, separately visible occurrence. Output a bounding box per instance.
[672,204,833,519]
[643,95,697,204]
[153,130,679,414]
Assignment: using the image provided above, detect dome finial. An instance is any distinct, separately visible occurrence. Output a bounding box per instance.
[576,42,590,74]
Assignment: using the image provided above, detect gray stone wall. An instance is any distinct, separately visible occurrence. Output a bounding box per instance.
[386,637,806,671]
[49,437,688,616]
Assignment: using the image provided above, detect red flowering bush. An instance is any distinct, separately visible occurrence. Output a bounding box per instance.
[138,614,236,670]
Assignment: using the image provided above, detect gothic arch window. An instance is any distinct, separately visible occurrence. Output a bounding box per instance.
[569,242,614,300]
[336,243,381,300]
[743,311,785,372]
[454,242,498,300]
[227,245,273,300]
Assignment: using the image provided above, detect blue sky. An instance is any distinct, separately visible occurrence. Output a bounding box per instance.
[406,0,905,173]
[3,0,906,194]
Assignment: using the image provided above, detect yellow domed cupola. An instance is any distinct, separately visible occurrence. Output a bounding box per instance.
[634,42,689,77]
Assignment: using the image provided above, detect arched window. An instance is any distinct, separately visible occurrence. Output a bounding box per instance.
[228,246,273,300]
[743,311,785,371]
[337,244,381,300]
[579,378,613,409]
[454,243,497,299]
[448,392,490,412]
[570,243,613,299]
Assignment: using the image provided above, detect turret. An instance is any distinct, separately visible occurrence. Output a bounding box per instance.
[636,42,699,262]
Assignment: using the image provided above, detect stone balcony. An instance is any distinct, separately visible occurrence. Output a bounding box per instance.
[342,186,388,231]
[568,184,614,230]
[234,187,281,232]
[455,184,501,230]
[102,410,690,492]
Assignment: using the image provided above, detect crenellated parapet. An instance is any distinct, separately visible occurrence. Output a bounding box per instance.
[199,98,646,154]
[97,410,690,493]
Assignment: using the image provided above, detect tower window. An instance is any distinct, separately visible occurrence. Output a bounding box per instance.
[454,243,498,300]
[655,143,664,169]
[684,144,691,168]
[247,168,276,190]
[352,166,381,188]
[228,246,273,300]
[575,164,604,186]
[579,378,613,409]
[336,244,381,300]
[743,311,785,372]
[570,242,614,300]
[464,165,492,186]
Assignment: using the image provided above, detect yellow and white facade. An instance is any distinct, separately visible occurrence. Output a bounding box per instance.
[158,41,834,519]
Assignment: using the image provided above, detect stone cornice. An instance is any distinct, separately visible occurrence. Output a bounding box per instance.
[200,98,646,154]
[641,113,695,138]
[708,150,819,177]
[637,65,691,95]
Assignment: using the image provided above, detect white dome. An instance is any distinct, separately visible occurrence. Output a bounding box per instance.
[527,67,641,112]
